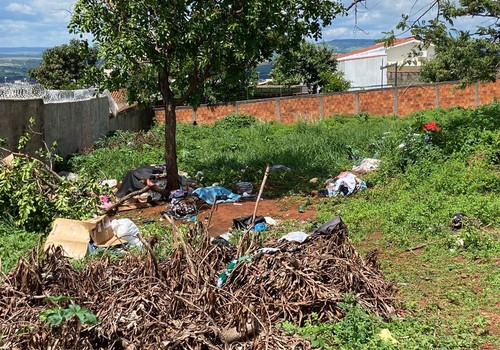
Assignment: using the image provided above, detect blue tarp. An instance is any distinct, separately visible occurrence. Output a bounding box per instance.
[192,186,241,205]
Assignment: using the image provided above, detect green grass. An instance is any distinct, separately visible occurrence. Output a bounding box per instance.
[3,102,500,348]
[69,113,403,194]
[0,218,41,274]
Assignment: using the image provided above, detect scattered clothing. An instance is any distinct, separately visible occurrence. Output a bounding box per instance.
[314,216,347,236]
[352,158,380,173]
[162,196,197,220]
[451,213,465,231]
[233,215,266,230]
[236,182,253,194]
[278,231,310,243]
[116,165,166,198]
[326,172,366,197]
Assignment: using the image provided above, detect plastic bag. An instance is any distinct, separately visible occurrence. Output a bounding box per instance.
[111,219,143,247]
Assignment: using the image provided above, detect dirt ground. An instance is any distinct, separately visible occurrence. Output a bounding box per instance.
[118,196,317,237]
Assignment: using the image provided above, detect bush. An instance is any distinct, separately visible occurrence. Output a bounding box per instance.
[0,123,105,231]
[214,114,258,129]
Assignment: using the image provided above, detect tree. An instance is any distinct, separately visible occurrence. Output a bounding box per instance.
[420,31,499,84]
[197,68,259,105]
[69,0,356,191]
[271,41,349,93]
[387,0,500,85]
[28,39,98,89]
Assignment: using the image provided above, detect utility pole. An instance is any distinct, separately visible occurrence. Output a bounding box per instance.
[380,62,398,87]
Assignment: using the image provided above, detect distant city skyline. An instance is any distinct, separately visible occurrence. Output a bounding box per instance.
[0,0,488,48]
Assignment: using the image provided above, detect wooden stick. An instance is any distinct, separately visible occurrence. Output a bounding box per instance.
[106,186,150,214]
[405,243,427,252]
[137,232,159,278]
[251,164,270,227]
[237,164,270,256]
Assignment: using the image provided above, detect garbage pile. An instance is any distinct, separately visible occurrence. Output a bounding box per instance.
[0,218,398,349]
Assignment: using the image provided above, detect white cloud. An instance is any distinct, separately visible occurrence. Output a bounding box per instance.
[5,3,36,15]
[0,18,80,47]
[0,0,77,46]
[0,0,491,48]
[322,27,351,38]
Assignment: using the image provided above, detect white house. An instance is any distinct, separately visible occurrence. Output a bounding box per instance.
[336,37,435,90]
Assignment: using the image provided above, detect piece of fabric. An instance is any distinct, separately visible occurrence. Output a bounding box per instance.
[352,158,381,173]
[232,215,266,230]
[326,172,366,197]
[314,217,347,236]
[167,198,197,220]
[116,165,166,198]
[278,231,310,243]
[193,186,241,205]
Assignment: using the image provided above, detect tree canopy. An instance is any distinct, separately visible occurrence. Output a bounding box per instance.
[270,41,350,94]
[389,0,499,85]
[28,39,98,89]
[419,30,499,84]
[70,0,353,190]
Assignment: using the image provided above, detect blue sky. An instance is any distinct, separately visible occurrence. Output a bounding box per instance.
[0,0,486,48]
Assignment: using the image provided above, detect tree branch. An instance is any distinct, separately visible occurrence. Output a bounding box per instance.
[175,64,220,105]
[105,186,151,214]
[0,147,62,181]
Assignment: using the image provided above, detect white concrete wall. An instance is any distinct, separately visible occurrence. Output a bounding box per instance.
[0,97,152,158]
[43,97,110,155]
[387,42,436,66]
[339,55,388,89]
[0,99,44,156]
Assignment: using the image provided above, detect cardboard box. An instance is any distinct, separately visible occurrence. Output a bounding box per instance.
[44,215,126,259]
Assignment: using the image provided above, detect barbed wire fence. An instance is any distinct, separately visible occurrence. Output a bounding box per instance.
[0,83,100,103]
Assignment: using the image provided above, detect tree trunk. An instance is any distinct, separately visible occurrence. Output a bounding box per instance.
[164,98,180,192]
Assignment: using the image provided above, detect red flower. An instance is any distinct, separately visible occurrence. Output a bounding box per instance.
[423,121,441,132]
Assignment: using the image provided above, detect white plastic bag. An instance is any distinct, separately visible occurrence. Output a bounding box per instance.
[278,231,310,243]
[111,219,143,248]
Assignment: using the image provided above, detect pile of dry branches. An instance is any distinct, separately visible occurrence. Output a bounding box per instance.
[0,218,398,349]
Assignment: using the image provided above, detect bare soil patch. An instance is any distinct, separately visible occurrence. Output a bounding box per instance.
[121,196,317,237]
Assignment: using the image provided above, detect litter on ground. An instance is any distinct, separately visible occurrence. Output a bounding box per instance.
[2,216,399,349]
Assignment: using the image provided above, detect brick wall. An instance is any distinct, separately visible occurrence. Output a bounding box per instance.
[280,96,322,123]
[479,81,500,105]
[437,83,477,109]
[237,99,278,122]
[155,80,500,124]
[358,89,394,116]
[398,85,436,116]
[324,93,356,116]
[156,107,192,124]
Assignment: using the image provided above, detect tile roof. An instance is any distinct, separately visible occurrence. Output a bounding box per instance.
[336,37,417,60]
[110,89,136,112]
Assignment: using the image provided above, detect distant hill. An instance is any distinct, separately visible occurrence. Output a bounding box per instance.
[324,39,377,54]
[257,39,377,80]
[1,40,378,83]
[0,47,46,57]
[0,48,44,83]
